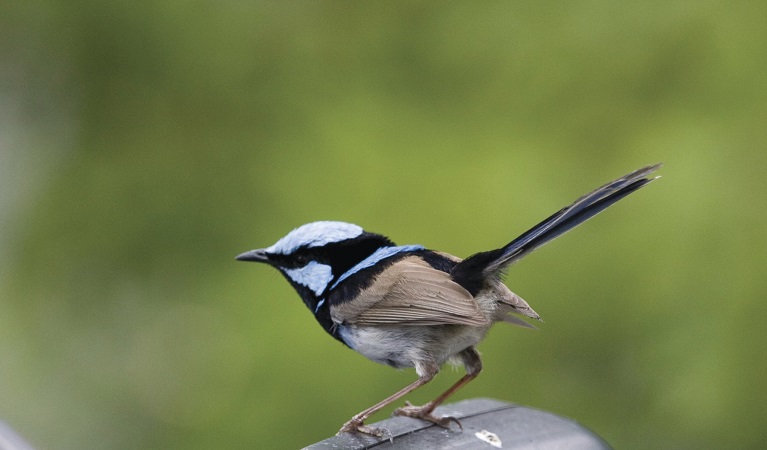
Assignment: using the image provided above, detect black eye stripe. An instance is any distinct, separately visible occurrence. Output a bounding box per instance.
[274,233,396,273]
[271,248,315,269]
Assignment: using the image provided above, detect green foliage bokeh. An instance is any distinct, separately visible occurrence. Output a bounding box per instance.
[1,2,766,449]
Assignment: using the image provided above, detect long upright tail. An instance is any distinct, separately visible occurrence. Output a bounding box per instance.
[451,164,661,293]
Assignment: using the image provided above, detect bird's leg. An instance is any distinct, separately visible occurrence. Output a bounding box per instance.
[393,347,482,431]
[337,367,437,437]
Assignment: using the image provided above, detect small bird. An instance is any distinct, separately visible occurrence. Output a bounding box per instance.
[236,164,660,437]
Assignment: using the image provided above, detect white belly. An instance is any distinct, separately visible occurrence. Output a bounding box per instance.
[338,323,491,371]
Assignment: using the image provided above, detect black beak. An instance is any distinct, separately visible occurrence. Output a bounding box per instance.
[235,249,271,263]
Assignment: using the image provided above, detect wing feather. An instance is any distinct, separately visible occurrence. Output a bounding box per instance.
[330,256,490,327]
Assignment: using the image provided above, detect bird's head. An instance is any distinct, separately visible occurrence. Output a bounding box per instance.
[236,221,395,307]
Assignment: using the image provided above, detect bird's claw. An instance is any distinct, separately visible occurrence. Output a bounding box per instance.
[337,418,389,438]
[393,403,463,431]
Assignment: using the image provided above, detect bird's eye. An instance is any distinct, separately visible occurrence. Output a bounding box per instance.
[294,254,309,266]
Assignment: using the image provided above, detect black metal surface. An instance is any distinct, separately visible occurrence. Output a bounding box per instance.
[304,398,612,450]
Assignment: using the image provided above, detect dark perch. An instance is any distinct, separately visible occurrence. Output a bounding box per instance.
[305,398,612,449]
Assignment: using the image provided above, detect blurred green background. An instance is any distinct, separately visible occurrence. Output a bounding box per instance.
[1,1,765,449]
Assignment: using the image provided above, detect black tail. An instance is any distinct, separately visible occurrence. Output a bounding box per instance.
[452,164,661,294]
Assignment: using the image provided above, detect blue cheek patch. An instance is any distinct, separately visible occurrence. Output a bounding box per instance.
[283,261,334,296]
[330,245,424,291]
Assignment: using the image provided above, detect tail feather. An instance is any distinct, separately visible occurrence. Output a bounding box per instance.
[452,164,661,294]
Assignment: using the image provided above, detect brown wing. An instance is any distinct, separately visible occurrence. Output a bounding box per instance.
[495,283,541,320]
[330,256,490,327]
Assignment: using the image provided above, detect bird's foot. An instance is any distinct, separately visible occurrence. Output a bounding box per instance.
[337,418,389,438]
[393,401,463,431]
